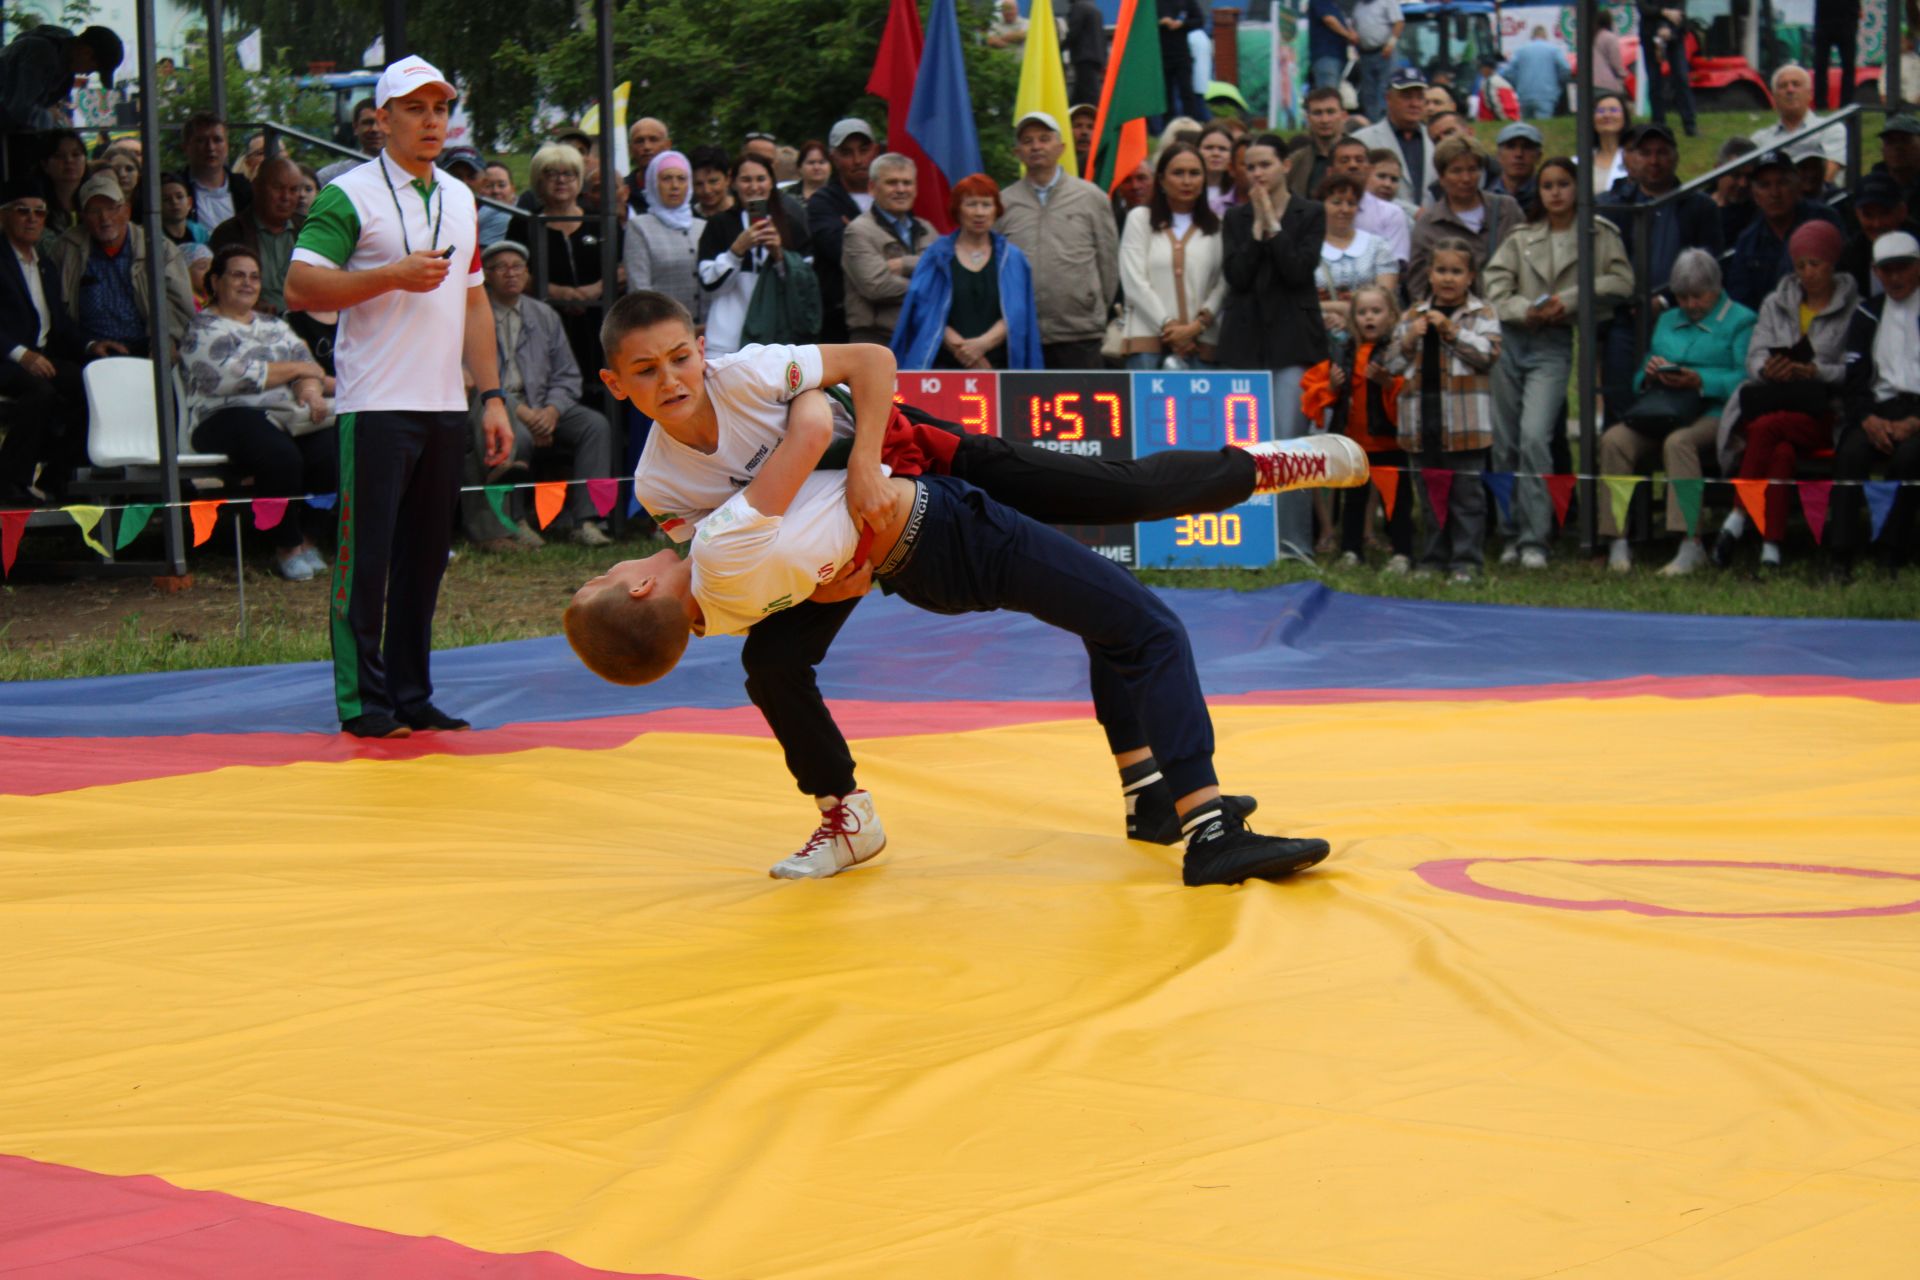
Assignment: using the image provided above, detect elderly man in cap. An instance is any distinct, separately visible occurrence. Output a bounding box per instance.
[285,55,513,740]
[0,23,121,132]
[0,178,95,503]
[461,239,613,550]
[1487,122,1543,207]
[1831,231,1920,572]
[1353,71,1434,205]
[51,170,192,361]
[1723,148,1844,311]
[1750,64,1846,185]
[1871,114,1920,211]
[209,156,304,314]
[997,110,1119,370]
[1839,172,1920,295]
[806,117,879,344]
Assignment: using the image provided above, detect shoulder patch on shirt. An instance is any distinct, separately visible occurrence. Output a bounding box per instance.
[786,360,803,395]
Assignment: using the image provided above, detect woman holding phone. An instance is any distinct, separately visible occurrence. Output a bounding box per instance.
[696,152,813,357]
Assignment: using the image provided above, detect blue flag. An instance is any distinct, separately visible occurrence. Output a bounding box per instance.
[907,0,983,185]
[1863,480,1898,541]
[1481,471,1515,524]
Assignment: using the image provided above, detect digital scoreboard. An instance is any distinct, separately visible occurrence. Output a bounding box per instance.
[887,368,1281,568]
[1131,370,1279,569]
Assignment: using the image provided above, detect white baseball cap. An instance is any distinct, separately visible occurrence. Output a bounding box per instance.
[1015,110,1062,136]
[375,55,457,108]
[1873,231,1920,264]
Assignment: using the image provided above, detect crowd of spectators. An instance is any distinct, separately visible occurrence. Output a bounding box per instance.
[0,37,1916,582]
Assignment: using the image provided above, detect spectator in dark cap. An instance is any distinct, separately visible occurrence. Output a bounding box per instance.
[1839,172,1920,296]
[1711,136,1760,244]
[1069,103,1099,175]
[807,117,877,343]
[1872,114,1920,212]
[1829,231,1920,573]
[0,176,91,503]
[0,24,121,132]
[1488,122,1543,207]
[1352,71,1434,205]
[1723,148,1843,311]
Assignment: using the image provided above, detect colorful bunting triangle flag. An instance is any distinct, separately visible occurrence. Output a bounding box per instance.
[1371,467,1399,523]
[1421,467,1454,529]
[1863,481,1898,541]
[1731,478,1770,540]
[305,492,337,510]
[188,499,221,547]
[0,509,27,576]
[484,484,513,528]
[587,478,618,518]
[1603,475,1641,536]
[1544,474,1577,527]
[252,497,289,531]
[1668,477,1704,536]
[533,481,567,530]
[64,504,109,557]
[1481,471,1515,524]
[114,503,157,550]
[1797,480,1832,545]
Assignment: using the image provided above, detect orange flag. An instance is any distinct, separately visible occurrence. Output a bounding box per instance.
[189,499,221,547]
[1731,478,1771,540]
[533,482,567,530]
[1371,466,1399,522]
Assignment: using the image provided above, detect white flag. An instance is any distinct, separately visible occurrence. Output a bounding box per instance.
[236,29,262,73]
[362,35,384,68]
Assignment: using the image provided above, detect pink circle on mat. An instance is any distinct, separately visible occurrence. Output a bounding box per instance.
[1414,857,1920,919]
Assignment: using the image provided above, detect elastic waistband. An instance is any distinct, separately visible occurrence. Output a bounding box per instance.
[874,481,929,579]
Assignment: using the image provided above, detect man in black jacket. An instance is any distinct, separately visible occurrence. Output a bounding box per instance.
[1066,0,1109,106]
[0,182,93,503]
[1832,232,1920,571]
[0,24,121,132]
[806,118,876,345]
[1156,0,1209,124]
[1836,173,1920,297]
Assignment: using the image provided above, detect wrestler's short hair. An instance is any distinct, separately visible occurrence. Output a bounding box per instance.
[601,289,695,368]
[563,582,689,686]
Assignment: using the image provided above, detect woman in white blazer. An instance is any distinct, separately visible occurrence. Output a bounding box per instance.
[1118,143,1227,369]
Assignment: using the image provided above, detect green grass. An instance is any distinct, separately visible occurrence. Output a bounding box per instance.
[1471,108,1784,175]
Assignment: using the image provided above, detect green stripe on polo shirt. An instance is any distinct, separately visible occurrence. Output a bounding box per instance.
[330,412,362,721]
[297,183,361,267]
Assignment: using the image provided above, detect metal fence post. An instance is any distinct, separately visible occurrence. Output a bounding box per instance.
[139,0,187,576]
[1576,0,1599,553]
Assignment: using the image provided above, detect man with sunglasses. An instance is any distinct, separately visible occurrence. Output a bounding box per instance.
[0,180,92,503]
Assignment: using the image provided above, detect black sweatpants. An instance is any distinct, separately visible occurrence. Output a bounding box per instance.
[1830,417,1920,563]
[741,434,1257,798]
[0,355,85,489]
[192,407,338,552]
[330,409,465,724]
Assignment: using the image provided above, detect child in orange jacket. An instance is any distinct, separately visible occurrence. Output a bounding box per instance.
[1301,284,1413,569]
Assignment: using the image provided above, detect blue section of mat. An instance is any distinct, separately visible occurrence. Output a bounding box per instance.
[2,583,1914,738]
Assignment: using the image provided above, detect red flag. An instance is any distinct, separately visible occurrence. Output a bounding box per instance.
[0,508,27,577]
[1545,474,1577,526]
[1732,478,1771,540]
[1799,480,1832,544]
[1371,466,1399,523]
[867,0,954,231]
[1421,467,1454,529]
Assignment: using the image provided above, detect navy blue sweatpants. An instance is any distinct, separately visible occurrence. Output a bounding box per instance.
[881,477,1219,800]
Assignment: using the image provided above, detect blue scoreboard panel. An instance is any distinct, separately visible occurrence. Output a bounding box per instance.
[1132,370,1278,568]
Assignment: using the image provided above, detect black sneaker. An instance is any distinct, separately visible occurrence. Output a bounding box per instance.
[1181,806,1330,887]
[1710,524,1742,569]
[399,704,472,732]
[1129,781,1257,844]
[342,712,413,739]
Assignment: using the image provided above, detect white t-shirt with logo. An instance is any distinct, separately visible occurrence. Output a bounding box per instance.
[633,343,855,541]
[690,471,867,636]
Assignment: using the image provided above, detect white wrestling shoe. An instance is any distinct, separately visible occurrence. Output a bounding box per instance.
[769,791,887,879]
[1243,435,1371,495]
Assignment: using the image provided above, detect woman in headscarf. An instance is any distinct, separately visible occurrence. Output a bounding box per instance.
[623,149,707,328]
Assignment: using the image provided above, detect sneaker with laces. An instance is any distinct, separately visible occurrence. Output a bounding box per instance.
[298,546,331,575]
[1128,773,1258,844]
[1519,548,1549,571]
[1660,538,1708,577]
[275,551,317,581]
[342,713,412,739]
[1181,804,1330,886]
[570,521,614,548]
[1382,554,1412,576]
[1607,539,1632,573]
[770,791,887,879]
[512,518,546,549]
[1241,435,1370,495]
[1498,545,1520,567]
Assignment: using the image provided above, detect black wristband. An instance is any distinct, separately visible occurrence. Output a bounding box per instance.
[479,389,505,405]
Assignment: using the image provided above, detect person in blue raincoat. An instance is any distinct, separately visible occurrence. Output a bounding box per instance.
[891,173,1041,370]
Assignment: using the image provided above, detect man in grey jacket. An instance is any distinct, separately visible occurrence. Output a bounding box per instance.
[1352,71,1435,206]
[997,111,1119,369]
[465,240,614,548]
[842,153,935,345]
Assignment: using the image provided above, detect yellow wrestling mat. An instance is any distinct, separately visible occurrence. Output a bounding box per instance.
[2,695,1918,1277]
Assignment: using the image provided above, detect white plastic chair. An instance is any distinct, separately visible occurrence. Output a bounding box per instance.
[83,357,228,468]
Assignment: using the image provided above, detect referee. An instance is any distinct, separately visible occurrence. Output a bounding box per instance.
[287,56,513,739]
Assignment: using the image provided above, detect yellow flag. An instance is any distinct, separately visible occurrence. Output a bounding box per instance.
[1015,0,1074,142]
[578,82,633,177]
[63,504,109,557]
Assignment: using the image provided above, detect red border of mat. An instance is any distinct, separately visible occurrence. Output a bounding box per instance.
[4,676,1915,799]
[0,1153,690,1278]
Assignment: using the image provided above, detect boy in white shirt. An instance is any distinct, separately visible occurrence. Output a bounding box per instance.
[571,294,1356,886]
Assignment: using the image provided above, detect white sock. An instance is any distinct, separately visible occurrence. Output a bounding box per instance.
[1722,510,1748,539]
[1760,541,1782,565]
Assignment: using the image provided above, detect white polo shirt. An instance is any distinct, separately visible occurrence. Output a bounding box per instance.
[690,471,865,637]
[291,149,482,414]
